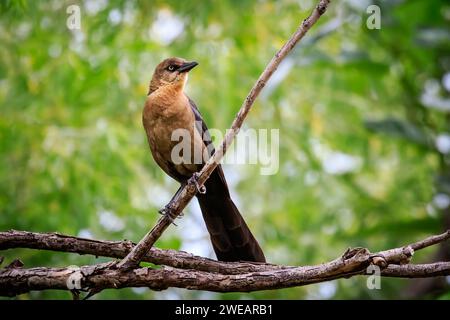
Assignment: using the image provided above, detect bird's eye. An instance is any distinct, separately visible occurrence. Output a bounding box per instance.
[167,65,176,71]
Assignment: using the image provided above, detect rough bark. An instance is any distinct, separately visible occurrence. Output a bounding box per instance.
[1,262,449,297]
[0,230,448,297]
[0,230,287,275]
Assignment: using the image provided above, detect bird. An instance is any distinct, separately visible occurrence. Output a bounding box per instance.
[142,57,266,263]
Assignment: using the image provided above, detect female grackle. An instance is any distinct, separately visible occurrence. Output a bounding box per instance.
[142,57,265,262]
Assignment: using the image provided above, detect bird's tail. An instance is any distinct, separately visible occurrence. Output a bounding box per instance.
[196,166,266,262]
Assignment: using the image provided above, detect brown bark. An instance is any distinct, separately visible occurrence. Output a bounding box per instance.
[0,230,288,275]
[1,262,449,297]
[0,230,448,297]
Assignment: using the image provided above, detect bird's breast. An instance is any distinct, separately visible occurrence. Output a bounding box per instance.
[143,93,194,139]
[142,92,202,170]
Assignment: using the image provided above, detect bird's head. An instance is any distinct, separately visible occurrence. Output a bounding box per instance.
[148,57,198,95]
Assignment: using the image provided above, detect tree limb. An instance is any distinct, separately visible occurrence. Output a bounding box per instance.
[0,230,288,275]
[117,0,332,270]
[0,230,448,296]
[2,230,449,275]
[1,262,449,297]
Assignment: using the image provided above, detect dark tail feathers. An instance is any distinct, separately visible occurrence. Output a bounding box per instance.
[196,167,266,263]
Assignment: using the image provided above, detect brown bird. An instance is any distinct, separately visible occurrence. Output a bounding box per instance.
[142,57,266,262]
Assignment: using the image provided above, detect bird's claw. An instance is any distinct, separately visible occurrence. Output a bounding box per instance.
[158,205,184,226]
[190,172,206,194]
[158,205,178,226]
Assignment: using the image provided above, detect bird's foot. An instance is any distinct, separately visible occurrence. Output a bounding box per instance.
[158,204,183,226]
[190,172,206,194]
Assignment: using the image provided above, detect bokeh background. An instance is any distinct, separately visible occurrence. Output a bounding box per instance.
[1,0,449,299]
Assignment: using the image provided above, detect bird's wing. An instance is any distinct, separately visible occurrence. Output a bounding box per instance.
[187,96,215,157]
[187,96,231,194]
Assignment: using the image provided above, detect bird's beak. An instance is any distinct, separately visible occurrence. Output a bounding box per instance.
[178,61,198,73]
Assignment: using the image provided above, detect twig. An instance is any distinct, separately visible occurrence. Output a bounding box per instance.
[409,230,450,251]
[117,0,333,270]
[381,262,450,278]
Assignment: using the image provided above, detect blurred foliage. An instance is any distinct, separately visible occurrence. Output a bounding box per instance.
[1,0,449,299]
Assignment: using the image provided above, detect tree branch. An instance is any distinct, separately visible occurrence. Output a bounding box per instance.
[1,230,449,296]
[2,230,449,275]
[0,230,288,275]
[0,230,448,296]
[117,0,332,270]
[2,263,449,297]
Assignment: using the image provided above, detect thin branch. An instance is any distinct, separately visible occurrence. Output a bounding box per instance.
[381,262,450,278]
[409,230,450,251]
[117,0,332,270]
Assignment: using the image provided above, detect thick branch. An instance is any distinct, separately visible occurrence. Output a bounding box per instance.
[1,230,449,296]
[3,230,450,276]
[117,0,332,270]
[0,230,288,275]
[1,254,448,297]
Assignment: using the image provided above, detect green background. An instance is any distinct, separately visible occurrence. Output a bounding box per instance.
[1,0,449,299]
